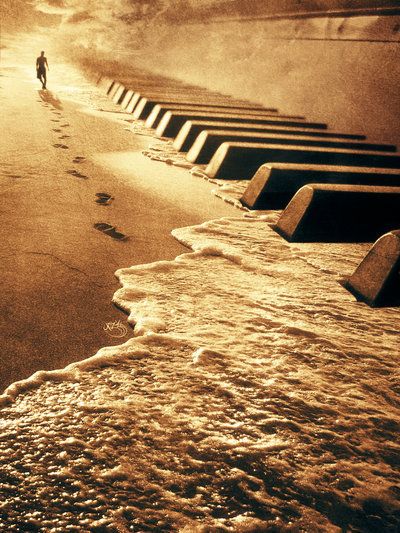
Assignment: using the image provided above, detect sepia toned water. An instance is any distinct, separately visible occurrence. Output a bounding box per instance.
[1,34,400,533]
[1,211,400,531]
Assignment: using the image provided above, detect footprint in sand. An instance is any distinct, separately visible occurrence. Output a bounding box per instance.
[73,156,86,164]
[66,169,88,179]
[60,124,70,128]
[59,135,70,139]
[5,174,23,179]
[53,144,69,150]
[51,119,60,122]
[52,128,62,132]
[94,222,113,231]
[94,223,128,241]
[95,192,113,206]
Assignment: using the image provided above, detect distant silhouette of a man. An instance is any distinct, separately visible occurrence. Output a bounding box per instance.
[36,51,49,89]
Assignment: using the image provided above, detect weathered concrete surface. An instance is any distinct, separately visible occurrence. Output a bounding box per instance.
[241,163,400,209]
[274,184,400,242]
[145,102,279,128]
[186,130,396,164]
[133,96,268,121]
[120,89,135,109]
[173,120,366,152]
[0,66,237,392]
[143,106,301,126]
[205,142,400,179]
[125,90,232,114]
[344,230,400,307]
[156,111,326,138]
[112,85,127,105]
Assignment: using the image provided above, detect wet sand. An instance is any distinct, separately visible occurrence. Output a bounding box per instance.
[0,63,237,391]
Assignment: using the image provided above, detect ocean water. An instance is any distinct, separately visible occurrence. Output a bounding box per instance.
[2,215,400,531]
[1,35,400,533]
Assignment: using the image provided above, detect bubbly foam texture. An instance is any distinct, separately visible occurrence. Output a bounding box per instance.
[1,215,399,531]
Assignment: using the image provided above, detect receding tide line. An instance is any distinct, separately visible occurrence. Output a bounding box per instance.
[0,213,256,407]
[0,335,158,407]
[0,76,250,407]
[1,38,242,406]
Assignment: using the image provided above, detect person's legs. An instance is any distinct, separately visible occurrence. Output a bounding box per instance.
[38,69,46,89]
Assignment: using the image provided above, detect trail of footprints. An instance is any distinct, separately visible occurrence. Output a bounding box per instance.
[39,97,129,241]
[66,156,89,179]
[44,103,71,149]
[66,155,128,240]
[93,195,128,241]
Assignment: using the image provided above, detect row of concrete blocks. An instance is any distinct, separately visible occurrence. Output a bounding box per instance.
[99,76,400,307]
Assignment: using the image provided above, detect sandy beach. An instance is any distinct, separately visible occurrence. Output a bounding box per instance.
[0,37,237,391]
[1,28,399,533]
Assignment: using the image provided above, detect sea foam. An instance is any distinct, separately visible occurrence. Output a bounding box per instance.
[1,39,399,531]
[2,213,399,530]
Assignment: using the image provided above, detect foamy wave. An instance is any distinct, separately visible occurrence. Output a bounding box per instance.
[1,213,400,530]
[1,33,400,530]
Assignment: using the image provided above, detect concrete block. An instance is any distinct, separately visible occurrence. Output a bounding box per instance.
[129,86,215,95]
[106,81,116,95]
[205,142,400,180]
[156,112,327,138]
[145,103,282,128]
[127,93,230,116]
[146,105,305,128]
[121,89,135,110]
[110,79,193,93]
[108,82,121,99]
[344,230,400,307]
[126,91,208,115]
[241,164,400,209]
[186,130,396,165]
[274,184,400,242]
[112,85,127,105]
[133,97,274,121]
[129,89,227,99]
[125,93,142,114]
[173,120,366,152]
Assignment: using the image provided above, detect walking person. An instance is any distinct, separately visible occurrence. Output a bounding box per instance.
[36,51,49,89]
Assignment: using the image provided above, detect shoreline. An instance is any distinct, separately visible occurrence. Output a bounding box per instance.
[0,39,238,391]
[1,33,399,532]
